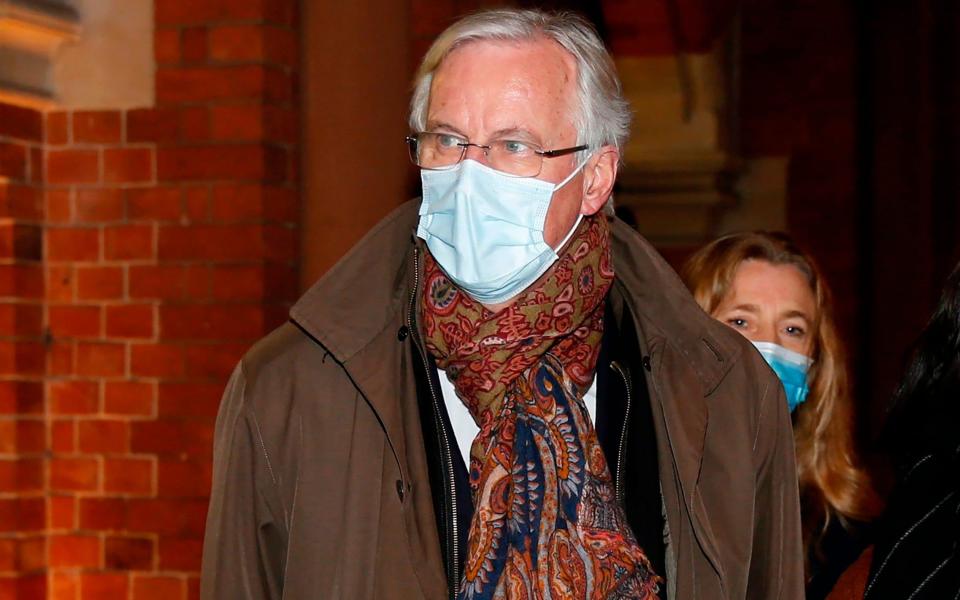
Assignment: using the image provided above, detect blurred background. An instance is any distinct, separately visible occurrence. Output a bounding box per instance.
[0,0,957,597]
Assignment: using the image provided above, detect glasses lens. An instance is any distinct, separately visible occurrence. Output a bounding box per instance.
[487,140,542,177]
[412,133,465,169]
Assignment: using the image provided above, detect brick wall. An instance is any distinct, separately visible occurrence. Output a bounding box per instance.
[0,101,46,600]
[0,0,299,598]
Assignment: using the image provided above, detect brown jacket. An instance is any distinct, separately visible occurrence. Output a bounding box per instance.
[200,200,804,599]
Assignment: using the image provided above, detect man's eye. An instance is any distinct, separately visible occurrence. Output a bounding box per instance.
[727,318,748,329]
[436,134,463,148]
[502,140,531,154]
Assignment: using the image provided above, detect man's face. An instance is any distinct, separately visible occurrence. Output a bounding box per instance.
[425,38,591,249]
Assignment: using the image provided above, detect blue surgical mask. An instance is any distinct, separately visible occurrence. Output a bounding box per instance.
[417,158,587,305]
[751,341,813,413]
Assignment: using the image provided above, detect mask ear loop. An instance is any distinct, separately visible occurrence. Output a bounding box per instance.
[550,151,593,253]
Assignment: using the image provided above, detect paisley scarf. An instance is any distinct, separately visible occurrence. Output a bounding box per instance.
[421,215,661,599]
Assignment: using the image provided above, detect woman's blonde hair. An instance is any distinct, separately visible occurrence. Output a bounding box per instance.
[681,231,881,559]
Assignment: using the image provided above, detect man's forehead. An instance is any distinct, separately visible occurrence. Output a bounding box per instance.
[427,37,578,137]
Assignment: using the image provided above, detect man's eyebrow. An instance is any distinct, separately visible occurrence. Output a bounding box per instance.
[425,121,467,137]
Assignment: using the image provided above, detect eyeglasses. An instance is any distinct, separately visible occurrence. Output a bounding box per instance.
[405,132,588,178]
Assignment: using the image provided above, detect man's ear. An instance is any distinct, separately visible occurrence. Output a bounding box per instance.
[580,145,619,216]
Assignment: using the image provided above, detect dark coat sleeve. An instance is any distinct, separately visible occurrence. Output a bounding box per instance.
[200,363,286,599]
[747,378,806,599]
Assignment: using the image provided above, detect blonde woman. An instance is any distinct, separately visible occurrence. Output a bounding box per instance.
[682,231,881,599]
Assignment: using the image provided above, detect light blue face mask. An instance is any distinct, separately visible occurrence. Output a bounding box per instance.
[417,158,587,305]
[751,341,813,413]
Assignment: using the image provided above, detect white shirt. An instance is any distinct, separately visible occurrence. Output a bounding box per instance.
[437,369,598,466]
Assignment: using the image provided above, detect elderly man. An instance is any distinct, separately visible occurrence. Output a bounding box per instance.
[200,9,803,600]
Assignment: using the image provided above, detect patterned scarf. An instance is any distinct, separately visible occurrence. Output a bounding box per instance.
[421,215,661,600]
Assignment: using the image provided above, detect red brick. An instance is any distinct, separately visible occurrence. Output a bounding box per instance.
[51,420,76,453]
[47,149,99,184]
[158,459,210,497]
[209,25,264,62]
[160,304,264,340]
[75,187,125,222]
[104,381,155,416]
[0,497,45,532]
[209,104,263,141]
[104,147,154,183]
[76,266,123,300]
[0,263,43,298]
[0,222,41,260]
[157,144,281,181]
[104,457,153,494]
[105,304,154,338]
[125,498,208,536]
[79,497,126,530]
[176,107,209,142]
[78,419,129,453]
[0,102,42,141]
[48,340,75,376]
[156,65,269,104]
[131,420,213,456]
[105,536,153,570]
[46,265,74,302]
[158,537,203,571]
[50,458,99,492]
[49,380,98,415]
[126,107,178,143]
[158,225,265,260]
[10,420,44,453]
[48,305,101,338]
[0,340,44,376]
[72,110,122,144]
[46,227,99,261]
[0,303,42,336]
[0,142,27,180]
[45,189,72,222]
[182,185,209,221]
[0,182,43,220]
[28,145,43,183]
[263,224,297,261]
[181,27,208,62]
[130,344,185,378]
[181,345,242,379]
[129,264,210,301]
[126,187,181,220]
[104,224,154,260]
[50,572,80,599]
[75,342,126,377]
[155,28,180,64]
[132,576,182,600]
[210,265,265,299]
[264,105,297,144]
[0,381,42,415]
[49,494,76,530]
[49,535,100,568]
[158,382,223,418]
[155,0,271,26]
[46,111,69,144]
[80,572,127,598]
[0,458,43,493]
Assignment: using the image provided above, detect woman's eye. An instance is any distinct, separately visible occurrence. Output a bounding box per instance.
[784,326,806,337]
[727,318,748,329]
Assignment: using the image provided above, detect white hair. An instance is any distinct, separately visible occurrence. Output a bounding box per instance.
[408,9,632,155]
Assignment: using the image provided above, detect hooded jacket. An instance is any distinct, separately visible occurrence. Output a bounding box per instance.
[200,200,804,599]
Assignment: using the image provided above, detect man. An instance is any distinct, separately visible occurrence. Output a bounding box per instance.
[201,9,803,600]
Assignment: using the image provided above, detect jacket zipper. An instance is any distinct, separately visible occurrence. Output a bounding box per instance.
[407,245,460,599]
[610,360,632,506]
